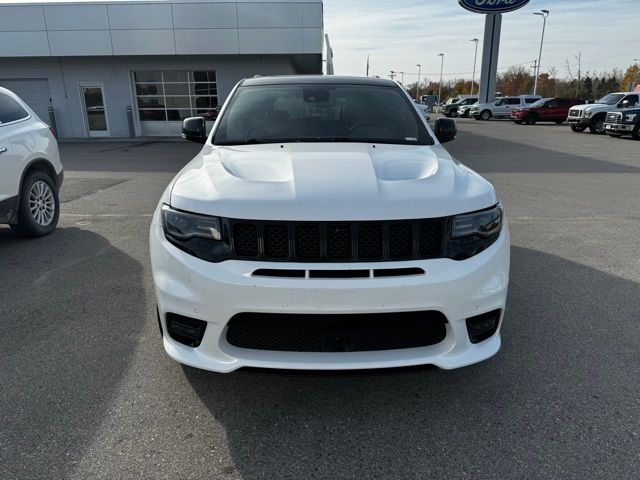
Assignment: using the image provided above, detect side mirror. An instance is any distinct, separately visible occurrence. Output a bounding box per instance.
[434,117,457,143]
[182,117,206,144]
[618,100,630,108]
[494,101,500,106]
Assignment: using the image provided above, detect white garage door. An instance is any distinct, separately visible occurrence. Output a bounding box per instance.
[0,79,51,123]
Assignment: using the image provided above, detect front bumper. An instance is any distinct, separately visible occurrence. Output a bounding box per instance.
[604,123,635,133]
[150,222,510,373]
[567,116,589,126]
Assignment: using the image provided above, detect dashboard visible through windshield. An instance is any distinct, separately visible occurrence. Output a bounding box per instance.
[213,83,433,146]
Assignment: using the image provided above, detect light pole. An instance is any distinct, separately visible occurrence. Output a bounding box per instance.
[416,64,422,100]
[470,39,479,96]
[399,71,405,85]
[437,53,444,106]
[533,9,549,95]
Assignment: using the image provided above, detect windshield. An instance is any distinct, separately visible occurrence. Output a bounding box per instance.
[529,99,549,108]
[595,93,624,105]
[213,83,432,146]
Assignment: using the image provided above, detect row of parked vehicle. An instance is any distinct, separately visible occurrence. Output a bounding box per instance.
[440,91,640,140]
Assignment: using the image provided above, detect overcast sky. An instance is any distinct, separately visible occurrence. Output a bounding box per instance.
[323,0,639,82]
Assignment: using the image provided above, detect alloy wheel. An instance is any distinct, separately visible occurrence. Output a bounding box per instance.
[29,181,56,226]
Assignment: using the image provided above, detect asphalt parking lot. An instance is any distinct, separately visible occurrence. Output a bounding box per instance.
[1,119,639,479]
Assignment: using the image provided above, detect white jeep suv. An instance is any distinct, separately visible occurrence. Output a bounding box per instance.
[0,87,63,237]
[470,95,541,120]
[150,76,510,373]
[566,92,640,134]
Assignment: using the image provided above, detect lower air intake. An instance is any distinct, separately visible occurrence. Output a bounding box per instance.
[226,311,447,352]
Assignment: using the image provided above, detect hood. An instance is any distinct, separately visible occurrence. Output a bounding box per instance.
[472,103,494,109]
[572,103,611,112]
[170,143,497,221]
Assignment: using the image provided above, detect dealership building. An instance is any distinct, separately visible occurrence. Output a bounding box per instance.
[0,0,324,138]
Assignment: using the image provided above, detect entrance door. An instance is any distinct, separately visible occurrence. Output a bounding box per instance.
[81,86,109,137]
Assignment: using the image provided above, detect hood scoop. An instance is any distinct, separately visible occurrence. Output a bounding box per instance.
[371,150,438,181]
[220,150,293,182]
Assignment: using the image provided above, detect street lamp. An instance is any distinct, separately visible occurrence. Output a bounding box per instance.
[470,39,479,96]
[437,53,444,106]
[416,64,422,100]
[533,9,550,95]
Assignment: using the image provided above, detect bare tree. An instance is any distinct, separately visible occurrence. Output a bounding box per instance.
[565,52,583,97]
[548,66,559,96]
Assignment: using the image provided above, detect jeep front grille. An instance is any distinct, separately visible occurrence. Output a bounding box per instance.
[231,219,444,262]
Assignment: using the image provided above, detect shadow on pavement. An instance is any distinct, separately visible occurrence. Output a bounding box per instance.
[182,246,640,479]
[0,227,146,480]
[447,130,640,174]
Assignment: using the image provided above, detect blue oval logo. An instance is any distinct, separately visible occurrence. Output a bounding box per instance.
[459,0,530,14]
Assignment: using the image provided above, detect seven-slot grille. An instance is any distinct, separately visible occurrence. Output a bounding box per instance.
[232,220,444,262]
[605,112,622,124]
[569,109,582,117]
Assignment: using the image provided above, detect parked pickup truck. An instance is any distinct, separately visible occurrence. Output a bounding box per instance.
[442,96,478,118]
[603,108,640,140]
[566,92,640,134]
[511,97,584,125]
[470,95,541,120]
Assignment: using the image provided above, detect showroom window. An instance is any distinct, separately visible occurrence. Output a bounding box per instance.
[134,71,218,122]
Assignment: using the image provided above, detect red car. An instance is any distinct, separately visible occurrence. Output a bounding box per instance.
[511,98,585,125]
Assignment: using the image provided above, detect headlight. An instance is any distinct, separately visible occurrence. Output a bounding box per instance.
[624,114,637,122]
[162,205,221,240]
[162,205,232,261]
[584,110,592,118]
[447,204,503,260]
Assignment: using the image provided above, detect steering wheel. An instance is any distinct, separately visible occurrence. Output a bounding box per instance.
[348,121,388,135]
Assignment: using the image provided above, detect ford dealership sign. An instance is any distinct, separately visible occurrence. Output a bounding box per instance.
[459,0,530,14]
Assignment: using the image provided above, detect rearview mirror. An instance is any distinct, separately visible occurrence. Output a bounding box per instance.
[182,117,207,144]
[434,118,457,143]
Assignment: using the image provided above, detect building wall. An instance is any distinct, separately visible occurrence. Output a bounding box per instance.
[0,1,323,57]
[0,55,298,138]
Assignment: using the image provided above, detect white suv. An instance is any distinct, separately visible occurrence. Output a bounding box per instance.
[150,76,510,373]
[470,95,541,120]
[0,87,63,237]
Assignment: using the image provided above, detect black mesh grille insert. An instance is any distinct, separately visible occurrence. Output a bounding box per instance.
[264,224,289,258]
[226,311,447,352]
[326,225,352,259]
[419,222,443,256]
[230,219,445,262]
[295,224,320,259]
[233,223,259,257]
[358,224,383,259]
[388,223,413,258]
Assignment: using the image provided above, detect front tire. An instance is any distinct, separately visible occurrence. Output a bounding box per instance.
[588,115,606,134]
[480,110,492,121]
[524,113,538,125]
[632,125,640,140]
[10,171,60,237]
[570,125,587,133]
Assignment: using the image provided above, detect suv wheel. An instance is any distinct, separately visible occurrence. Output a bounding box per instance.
[632,125,640,140]
[480,110,492,121]
[555,120,564,124]
[588,115,606,134]
[570,125,586,133]
[524,113,538,125]
[10,171,60,237]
